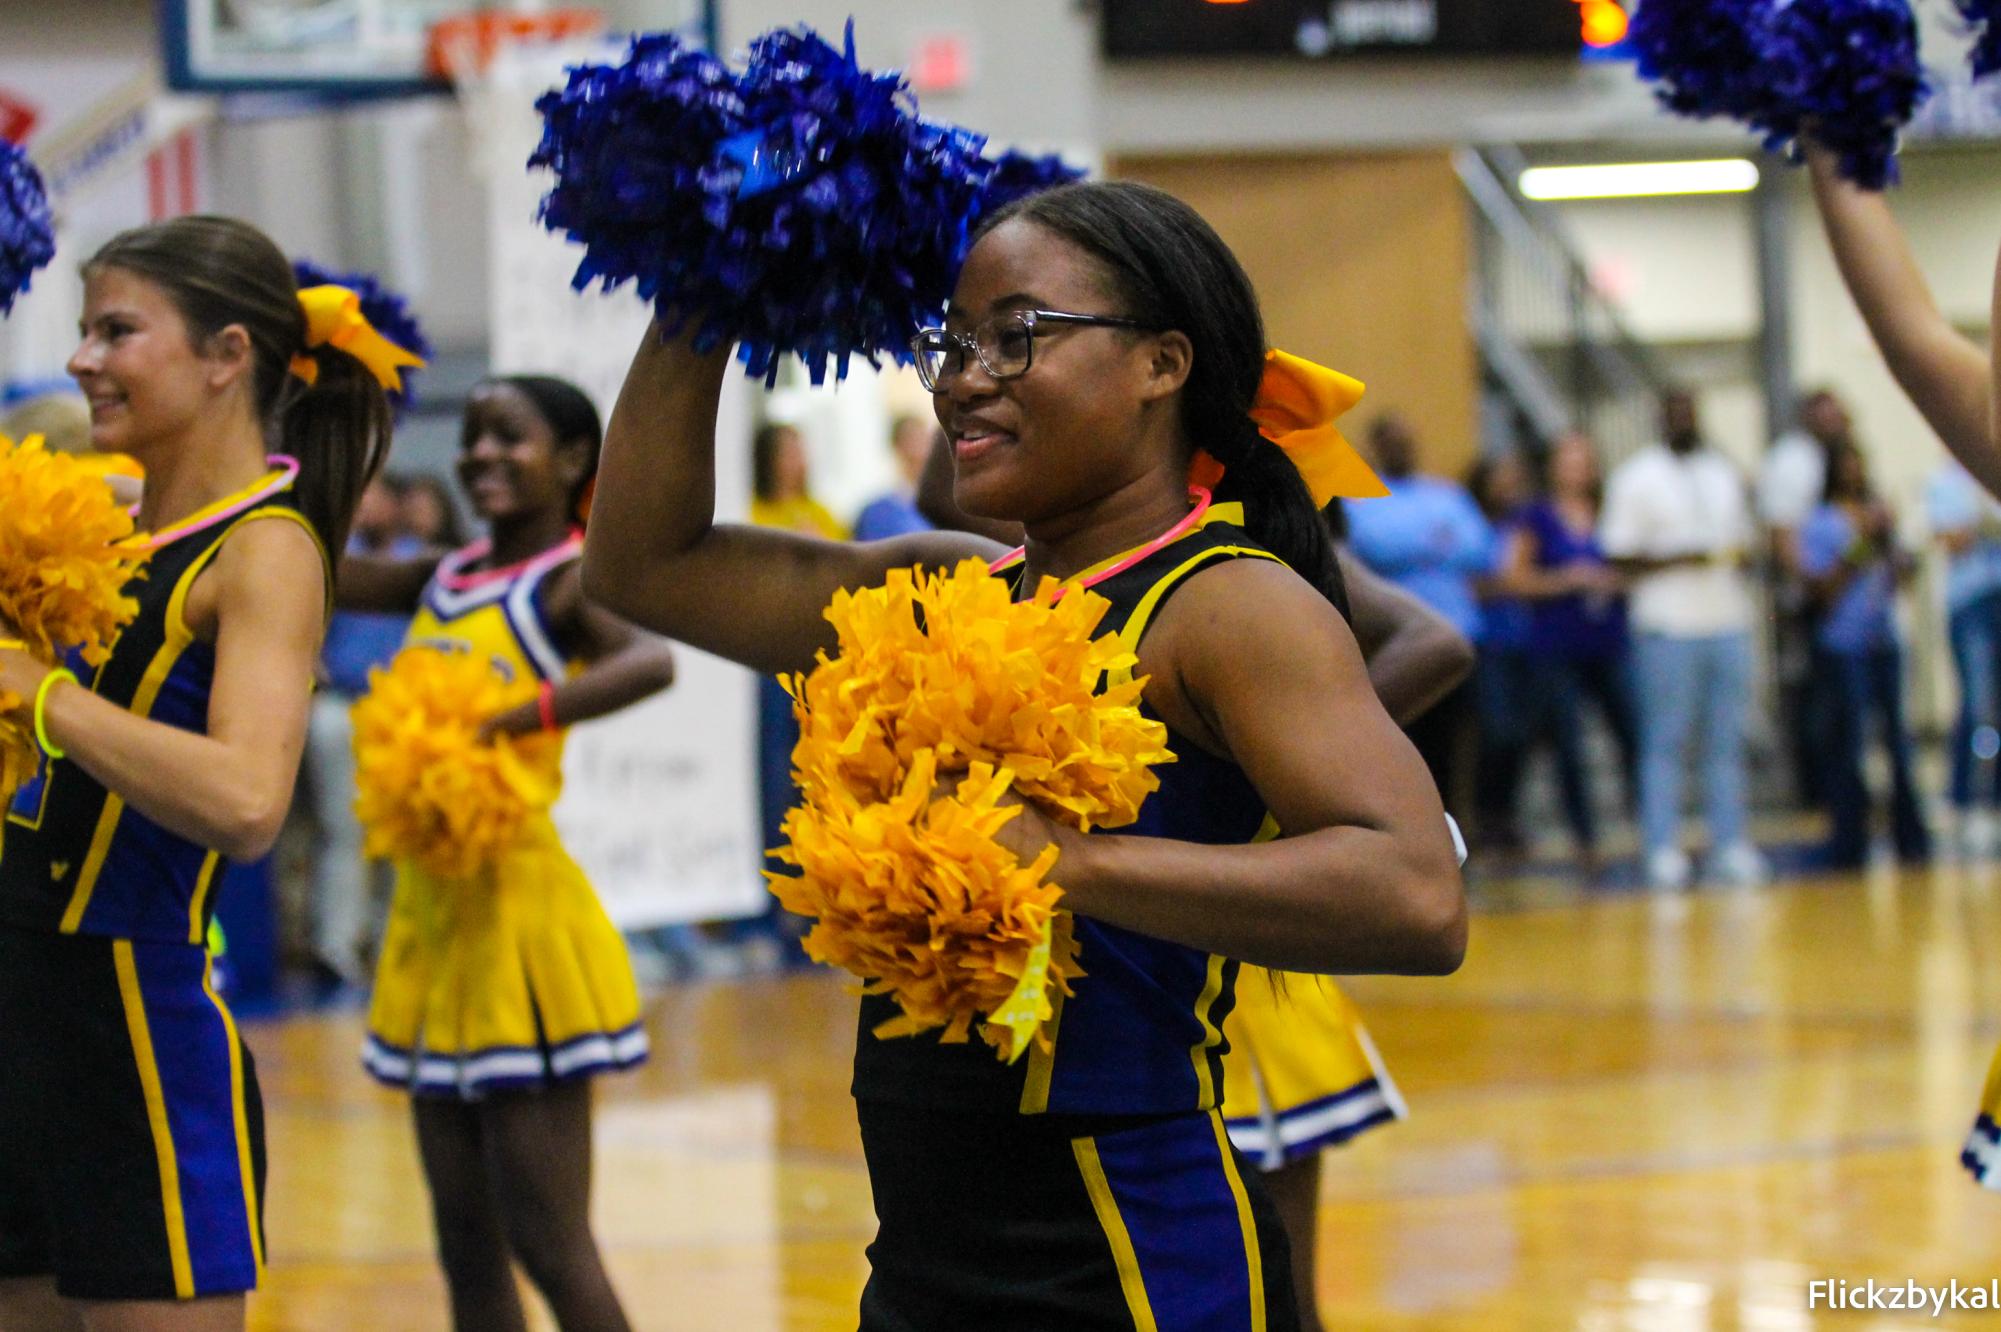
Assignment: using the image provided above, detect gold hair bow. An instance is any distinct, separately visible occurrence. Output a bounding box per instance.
[288,285,426,393]
[1251,349,1384,504]
[1187,349,1384,504]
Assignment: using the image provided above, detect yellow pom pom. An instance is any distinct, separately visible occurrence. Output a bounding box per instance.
[774,559,1173,1061]
[0,697,33,809]
[771,753,1083,1063]
[0,433,151,668]
[783,559,1174,832]
[350,646,561,880]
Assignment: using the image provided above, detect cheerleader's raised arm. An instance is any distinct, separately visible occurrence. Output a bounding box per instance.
[581,327,1000,677]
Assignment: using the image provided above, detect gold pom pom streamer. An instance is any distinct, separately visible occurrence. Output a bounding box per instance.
[775,559,1174,1062]
[0,432,152,805]
[351,646,561,880]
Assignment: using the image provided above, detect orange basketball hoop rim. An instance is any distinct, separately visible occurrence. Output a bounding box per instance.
[426,7,607,81]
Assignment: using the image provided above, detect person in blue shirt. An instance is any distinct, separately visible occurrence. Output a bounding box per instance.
[1467,450,1536,858]
[852,414,939,541]
[1797,443,1931,868]
[1346,414,1495,824]
[306,474,422,983]
[1927,462,2001,842]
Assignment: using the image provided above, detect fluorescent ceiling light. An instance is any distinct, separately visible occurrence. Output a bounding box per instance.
[1519,159,1761,201]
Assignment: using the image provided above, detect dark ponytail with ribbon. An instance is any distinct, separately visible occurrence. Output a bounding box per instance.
[971,181,1349,618]
[84,216,390,565]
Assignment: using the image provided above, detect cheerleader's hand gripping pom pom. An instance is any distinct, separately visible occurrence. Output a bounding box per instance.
[531,22,1083,386]
[1630,0,1927,190]
[0,141,54,316]
[351,646,562,881]
[292,259,434,414]
[771,560,1173,1062]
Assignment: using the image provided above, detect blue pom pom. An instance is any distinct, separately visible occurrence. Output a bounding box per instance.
[1957,0,2001,79]
[1631,0,1927,190]
[0,140,55,317]
[533,24,1025,386]
[292,258,434,415]
[974,150,1087,224]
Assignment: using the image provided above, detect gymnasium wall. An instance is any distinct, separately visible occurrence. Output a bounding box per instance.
[1111,150,1480,479]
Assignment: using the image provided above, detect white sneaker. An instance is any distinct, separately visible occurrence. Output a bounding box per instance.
[1712,841,1770,887]
[1646,847,1692,890]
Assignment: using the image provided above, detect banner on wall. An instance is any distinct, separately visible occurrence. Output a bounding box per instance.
[484,39,765,929]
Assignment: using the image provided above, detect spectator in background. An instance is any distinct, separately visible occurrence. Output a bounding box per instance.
[1346,413,1495,824]
[398,471,467,550]
[746,422,847,965]
[1758,388,1854,811]
[1798,443,1931,868]
[306,474,420,984]
[1498,431,1636,876]
[1600,389,1767,890]
[1467,451,1536,860]
[1928,460,2001,850]
[853,415,938,541]
[751,421,847,539]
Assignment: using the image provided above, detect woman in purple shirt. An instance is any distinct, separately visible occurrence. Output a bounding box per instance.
[1497,432,1636,873]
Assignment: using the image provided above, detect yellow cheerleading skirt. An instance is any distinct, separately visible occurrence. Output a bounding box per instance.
[362,817,647,1098]
[1963,1043,2001,1188]
[1220,969,1404,1172]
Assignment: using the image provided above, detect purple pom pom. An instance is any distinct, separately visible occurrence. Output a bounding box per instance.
[533,24,1061,386]
[0,140,55,316]
[1631,0,1928,190]
[292,258,434,415]
[1957,0,2001,79]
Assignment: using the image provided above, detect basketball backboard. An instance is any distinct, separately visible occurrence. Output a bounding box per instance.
[159,0,468,96]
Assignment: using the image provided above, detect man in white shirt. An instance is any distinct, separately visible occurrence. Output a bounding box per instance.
[1601,389,1770,889]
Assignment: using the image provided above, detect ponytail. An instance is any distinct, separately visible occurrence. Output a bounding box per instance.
[974,181,1350,618]
[84,216,390,565]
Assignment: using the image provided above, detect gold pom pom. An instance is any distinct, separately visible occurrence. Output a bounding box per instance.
[0,433,152,669]
[0,687,33,808]
[351,646,561,880]
[783,559,1174,831]
[775,559,1174,1062]
[771,754,1083,1063]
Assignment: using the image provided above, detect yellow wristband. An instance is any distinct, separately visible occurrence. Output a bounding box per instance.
[34,669,76,760]
[0,639,24,652]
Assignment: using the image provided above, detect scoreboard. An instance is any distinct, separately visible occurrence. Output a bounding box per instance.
[1102,0,1606,61]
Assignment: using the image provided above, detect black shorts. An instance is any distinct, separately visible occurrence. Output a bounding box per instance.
[856,1099,1299,1332]
[0,925,266,1300]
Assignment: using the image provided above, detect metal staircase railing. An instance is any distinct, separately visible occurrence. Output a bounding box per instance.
[1456,144,1676,462]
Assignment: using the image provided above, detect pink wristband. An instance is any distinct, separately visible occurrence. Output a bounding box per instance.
[536,681,560,733]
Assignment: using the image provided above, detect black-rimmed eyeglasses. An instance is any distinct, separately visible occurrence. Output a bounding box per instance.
[910,309,1150,392]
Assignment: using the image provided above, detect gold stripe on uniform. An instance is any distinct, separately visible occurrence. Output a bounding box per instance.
[1209,1109,1268,1332]
[1188,953,1229,1106]
[185,853,221,946]
[113,941,195,1299]
[1071,1136,1160,1332]
[201,956,264,1274]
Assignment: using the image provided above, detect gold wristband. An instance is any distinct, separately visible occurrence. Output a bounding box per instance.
[34,669,77,760]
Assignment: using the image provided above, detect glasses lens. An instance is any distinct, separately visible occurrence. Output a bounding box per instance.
[981,314,1033,378]
[911,330,954,390]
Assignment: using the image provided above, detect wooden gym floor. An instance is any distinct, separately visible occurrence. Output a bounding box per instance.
[245,861,2001,1330]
